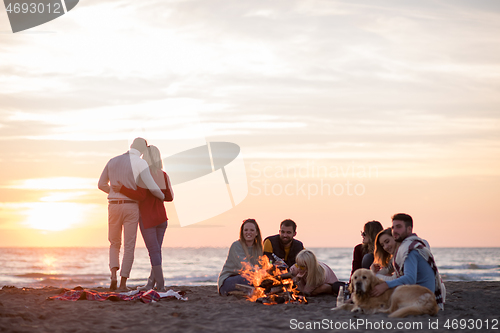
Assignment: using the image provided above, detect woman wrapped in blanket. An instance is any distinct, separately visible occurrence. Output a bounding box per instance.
[218,219,263,296]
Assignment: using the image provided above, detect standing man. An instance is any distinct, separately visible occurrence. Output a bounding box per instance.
[371,213,445,309]
[264,219,304,267]
[98,138,164,291]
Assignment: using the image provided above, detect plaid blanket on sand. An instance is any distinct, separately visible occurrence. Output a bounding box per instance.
[48,288,187,303]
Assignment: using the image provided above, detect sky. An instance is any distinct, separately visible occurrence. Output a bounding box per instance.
[0,0,499,248]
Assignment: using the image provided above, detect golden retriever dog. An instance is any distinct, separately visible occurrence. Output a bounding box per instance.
[334,269,439,318]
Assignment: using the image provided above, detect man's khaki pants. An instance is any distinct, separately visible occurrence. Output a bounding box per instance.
[108,203,140,278]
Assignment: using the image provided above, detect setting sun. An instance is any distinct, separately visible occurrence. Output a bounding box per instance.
[22,202,93,231]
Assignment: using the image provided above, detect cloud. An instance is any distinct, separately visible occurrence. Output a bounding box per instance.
[0,0,498,170]
[1,177,97,190]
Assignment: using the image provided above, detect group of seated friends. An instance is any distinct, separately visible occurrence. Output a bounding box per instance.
[217,213,445,310]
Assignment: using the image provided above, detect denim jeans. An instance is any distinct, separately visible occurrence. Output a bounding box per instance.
[361,253,375,269]
[139,218,167,266]
[219,275,251,296]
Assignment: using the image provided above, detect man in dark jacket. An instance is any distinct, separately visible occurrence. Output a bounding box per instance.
[264,219,304,267]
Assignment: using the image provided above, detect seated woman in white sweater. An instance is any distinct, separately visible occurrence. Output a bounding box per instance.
[217,219,263,296]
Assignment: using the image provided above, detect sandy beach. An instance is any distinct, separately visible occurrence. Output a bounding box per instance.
[0,281,499,333]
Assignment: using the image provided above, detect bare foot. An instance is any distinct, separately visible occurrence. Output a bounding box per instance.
[117,285,131,292]
[110,280,118,291]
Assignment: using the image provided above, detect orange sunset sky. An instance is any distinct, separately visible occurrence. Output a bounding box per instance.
[0,0,499,248]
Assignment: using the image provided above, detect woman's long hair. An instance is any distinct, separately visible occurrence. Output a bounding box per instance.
[295,249,325,290]
[143,145,166,188]
[362,220,384,254]
[238,219,263,264]
[143,145,163,171]
[374,228,393,268]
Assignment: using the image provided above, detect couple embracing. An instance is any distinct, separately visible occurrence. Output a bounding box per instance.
[98,138,174,291]
[371,213,446,310]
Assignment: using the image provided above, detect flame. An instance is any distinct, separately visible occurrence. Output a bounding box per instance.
[239,256,307,305]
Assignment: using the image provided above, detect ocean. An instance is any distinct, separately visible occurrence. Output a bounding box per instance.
[0,247,498,289]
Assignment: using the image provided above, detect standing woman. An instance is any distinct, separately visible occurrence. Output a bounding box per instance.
[113,145,174,291]
[218,219,263,296]
[350,220,384,277]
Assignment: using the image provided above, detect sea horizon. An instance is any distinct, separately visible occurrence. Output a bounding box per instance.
[1,247,499,289]
[1,246,498,249]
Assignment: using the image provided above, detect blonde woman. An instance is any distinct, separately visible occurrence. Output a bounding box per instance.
[218,219,263,296]
[289,249,343,296]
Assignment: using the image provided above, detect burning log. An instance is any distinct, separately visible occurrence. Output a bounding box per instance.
[238,256,307,305]
[269,285,285,295]
[259,279,275,291]
[257,295,286,305]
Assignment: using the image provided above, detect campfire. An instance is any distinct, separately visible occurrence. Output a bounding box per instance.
[235,256,307,305]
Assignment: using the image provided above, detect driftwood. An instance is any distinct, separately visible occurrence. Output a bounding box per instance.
[234,284,255,295]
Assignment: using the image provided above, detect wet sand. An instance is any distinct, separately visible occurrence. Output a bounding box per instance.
[0,282,499,333]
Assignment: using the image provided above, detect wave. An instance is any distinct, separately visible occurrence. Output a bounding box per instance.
[16,273,108,278]
[169,274,218,284]
[441,272,500,281]
[16,273,64,278]
[439,264,499,270]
